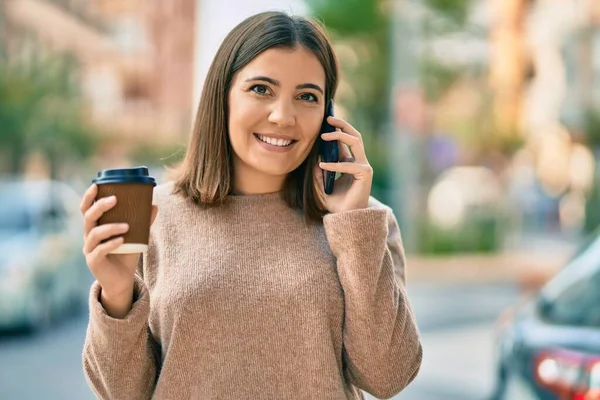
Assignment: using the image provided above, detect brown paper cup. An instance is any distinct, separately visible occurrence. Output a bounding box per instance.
[95,183,154,254]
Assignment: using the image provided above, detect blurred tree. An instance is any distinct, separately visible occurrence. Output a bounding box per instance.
[583,108,600,233]
[305,0,392,199]
[423,0,470,26]
[305,0,474,129]
[306,0,472,130]
[0,54,98,178]
[305,0,390,136]
[0,64,29,173]
[306,0,475,205]
[419,0,474,102]
[583,108,600,149]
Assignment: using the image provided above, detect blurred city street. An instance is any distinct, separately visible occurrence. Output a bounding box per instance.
[2,0,600,398]
[0,280,519,400]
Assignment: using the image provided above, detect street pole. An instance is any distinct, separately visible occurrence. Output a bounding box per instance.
[388,0,422,252]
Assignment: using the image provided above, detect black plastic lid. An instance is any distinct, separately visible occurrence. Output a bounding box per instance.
[92,166,156,186]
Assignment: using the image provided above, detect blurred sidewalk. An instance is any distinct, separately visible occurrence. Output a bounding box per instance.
[391,322,496,400]
[407,233,577,290]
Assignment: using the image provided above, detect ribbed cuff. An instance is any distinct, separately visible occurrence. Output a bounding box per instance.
[323,208,389,255]
[89,274,150,336]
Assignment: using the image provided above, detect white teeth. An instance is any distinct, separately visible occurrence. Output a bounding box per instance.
[257,134,293,147]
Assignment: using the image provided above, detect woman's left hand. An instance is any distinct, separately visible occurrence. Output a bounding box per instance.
[315,116,373,214]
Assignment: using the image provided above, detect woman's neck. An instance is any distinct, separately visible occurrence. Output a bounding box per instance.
[232,162,287,195]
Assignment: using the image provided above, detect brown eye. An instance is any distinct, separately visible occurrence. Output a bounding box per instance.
[298,93,317,102]
[250,85,270,95]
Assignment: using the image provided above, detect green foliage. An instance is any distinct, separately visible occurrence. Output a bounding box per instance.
[419,56,462,101]
[584,179,600,234]
[306,0,477,133]
[305,0,390,135]
[0,54,98,177]
[305,0,387,36]
[306,0,483,213]
[306,0,391,202]
[419,0,477,102]
[423,0,471,27]
[582,108,600,149]
[418,212,502,254]
[582,108,600,233]
[307,0,512,255]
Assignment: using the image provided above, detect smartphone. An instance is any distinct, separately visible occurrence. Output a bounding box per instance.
[319,101,338,194]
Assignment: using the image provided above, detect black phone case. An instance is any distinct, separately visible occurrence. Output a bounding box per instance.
[319,101,338,194]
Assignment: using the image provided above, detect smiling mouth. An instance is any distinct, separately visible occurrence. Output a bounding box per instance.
[254,133,298,147]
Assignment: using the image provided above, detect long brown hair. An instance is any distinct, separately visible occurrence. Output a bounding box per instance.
[171,11,339,223]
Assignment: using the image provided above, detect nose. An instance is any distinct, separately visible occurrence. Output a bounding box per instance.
[267,100,296,128]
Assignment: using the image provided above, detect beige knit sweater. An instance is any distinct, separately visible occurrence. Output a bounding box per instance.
[83,182,422,400]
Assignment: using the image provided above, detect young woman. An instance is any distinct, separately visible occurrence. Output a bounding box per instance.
[80,11,422,400]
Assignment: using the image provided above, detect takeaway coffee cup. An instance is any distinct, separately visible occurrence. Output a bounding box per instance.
[92,166,157,254]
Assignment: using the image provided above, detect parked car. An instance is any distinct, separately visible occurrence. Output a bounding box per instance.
[492,232,600,399]
[0,177,91,332]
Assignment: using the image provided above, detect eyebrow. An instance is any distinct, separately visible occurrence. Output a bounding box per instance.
[244,76,324,95]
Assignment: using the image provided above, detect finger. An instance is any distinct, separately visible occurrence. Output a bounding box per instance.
[150,205,158,227]
[84,195,117,237]
[327,116,362,140]
[319,162,373,179]
[339,143,354,162]
[84,223,129,254]
[80,184,98,215]
[312,163,327,203]
[87,236,125,264]
[321,131,367,163]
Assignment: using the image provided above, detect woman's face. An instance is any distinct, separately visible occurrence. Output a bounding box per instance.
[228,46,326,193]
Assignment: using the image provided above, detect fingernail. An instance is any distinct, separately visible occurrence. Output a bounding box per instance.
[107,196,117,203]
[119,223,129,229]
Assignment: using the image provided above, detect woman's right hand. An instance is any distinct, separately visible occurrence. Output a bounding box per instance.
[80,184,158,316]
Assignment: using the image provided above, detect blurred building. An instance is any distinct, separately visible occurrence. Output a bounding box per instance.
[3,0,196,153]
[90,0,196,144]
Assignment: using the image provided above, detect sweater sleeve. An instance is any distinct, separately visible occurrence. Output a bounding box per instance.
[82,267,160,400]
[323,199,423,399]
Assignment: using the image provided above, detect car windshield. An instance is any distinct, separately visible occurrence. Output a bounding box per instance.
[540,231,600,327]
[0,186,32,233]
[542,271,600,327]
